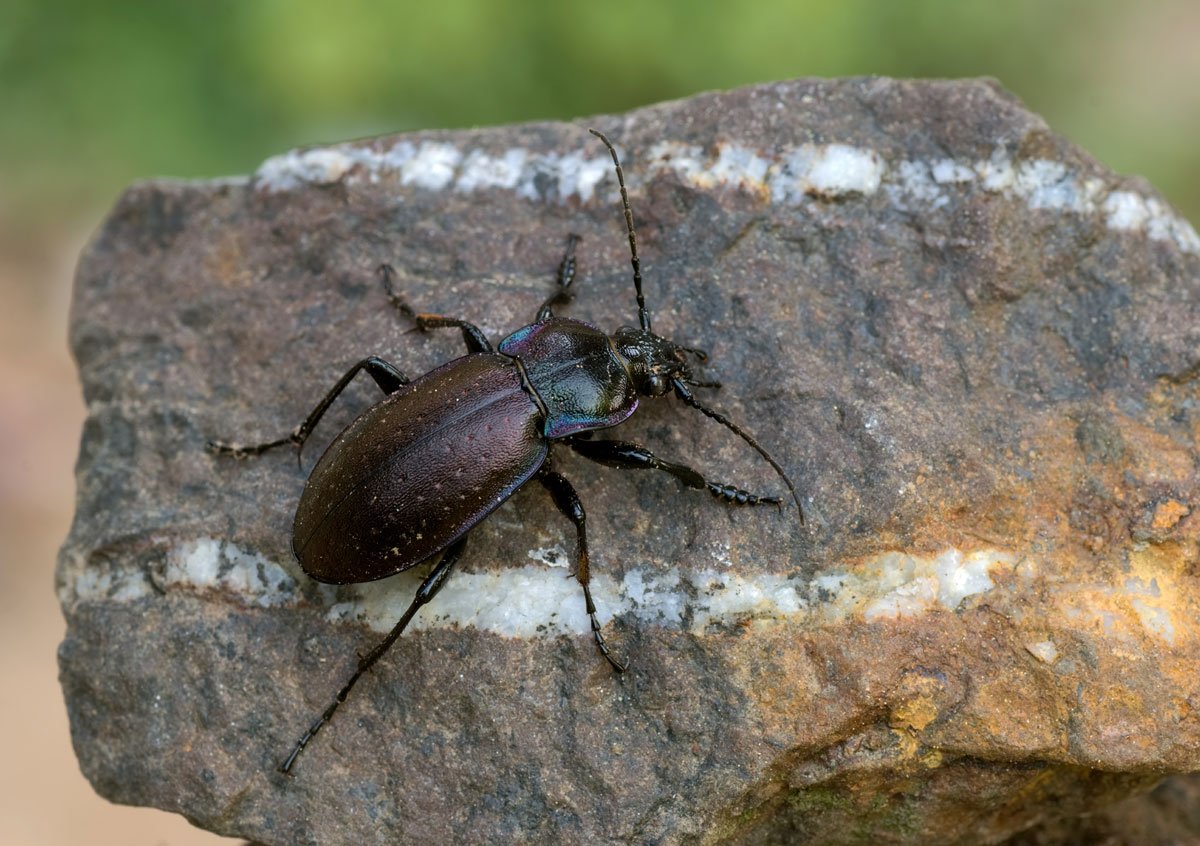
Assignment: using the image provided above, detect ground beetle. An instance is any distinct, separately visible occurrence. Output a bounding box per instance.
[209,129,804,773]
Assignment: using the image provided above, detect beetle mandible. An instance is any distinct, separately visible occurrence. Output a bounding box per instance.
[209,129,805,773]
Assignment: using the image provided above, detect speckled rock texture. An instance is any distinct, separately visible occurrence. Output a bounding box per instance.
[59,78,1200,845]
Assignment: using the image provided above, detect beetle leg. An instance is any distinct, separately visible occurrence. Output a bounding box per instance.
[536,233,581,321]
[537,468,627,673]
[567,437,784,508]
[279,536,468,774]
[208,356,409,466]
[378,264,494,353]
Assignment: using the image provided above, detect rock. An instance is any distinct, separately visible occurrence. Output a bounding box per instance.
[58,78,1200,845]
[1002,773,1200,845]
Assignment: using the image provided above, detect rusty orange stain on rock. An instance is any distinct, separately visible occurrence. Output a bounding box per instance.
[1152,499,1190,531]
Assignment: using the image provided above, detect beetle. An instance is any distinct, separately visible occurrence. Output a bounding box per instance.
[209,129,804,773]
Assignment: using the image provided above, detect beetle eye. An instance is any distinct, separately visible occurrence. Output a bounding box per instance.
[647,374,668,395]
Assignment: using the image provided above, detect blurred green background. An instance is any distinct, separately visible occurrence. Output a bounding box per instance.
[2,2,1197,844]
[3,0,1199,229]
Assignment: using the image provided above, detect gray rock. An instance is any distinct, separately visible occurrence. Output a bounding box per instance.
[59,78,1200,845]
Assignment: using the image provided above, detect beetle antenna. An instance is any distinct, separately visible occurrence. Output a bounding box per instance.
[589,128,651,333]
[672,379,805,524]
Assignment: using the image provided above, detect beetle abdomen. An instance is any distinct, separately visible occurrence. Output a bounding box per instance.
[293,354,547,584]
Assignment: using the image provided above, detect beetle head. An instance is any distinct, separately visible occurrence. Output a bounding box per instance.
[591,128,804,524]
[613,326,695,396]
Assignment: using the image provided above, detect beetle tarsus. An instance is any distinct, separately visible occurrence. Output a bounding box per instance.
[279,711,328,775]
[378,263,494,354]
[671,379,805,524]
[206,434,295,459]
[590,608,628,674]
[706,482,783,507]
[537,233,583,321]
[209,356,408,469]
[567,436,785,511]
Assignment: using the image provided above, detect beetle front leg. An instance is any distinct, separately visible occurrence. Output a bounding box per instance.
[536,233,581,321]
[208,355,409,463]
[538,468,626,673]
[379,264,494,353]
[567,437,784,508]
[279,536,468,774]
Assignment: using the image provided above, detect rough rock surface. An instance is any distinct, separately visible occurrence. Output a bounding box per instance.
[59,78,1200,845]
[1003,772,1200,845]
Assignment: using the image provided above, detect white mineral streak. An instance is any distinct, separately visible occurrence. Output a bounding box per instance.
[65,540,1005,634]
[254,136,1199,253]
[63,539,1191,645]
[166,537,299,607]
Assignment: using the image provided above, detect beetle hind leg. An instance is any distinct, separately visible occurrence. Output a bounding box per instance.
[279,536,467,774]
[538,468,627,673]
[207,355,409,465]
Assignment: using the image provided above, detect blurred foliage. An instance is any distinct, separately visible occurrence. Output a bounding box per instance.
[1,0,1198,227]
